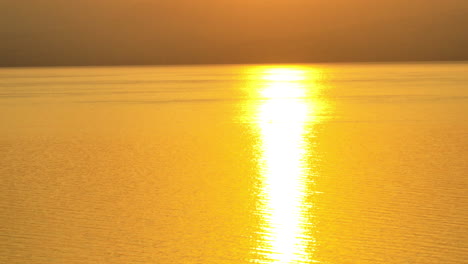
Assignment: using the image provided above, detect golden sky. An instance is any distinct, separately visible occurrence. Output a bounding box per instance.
[1,0,467,66]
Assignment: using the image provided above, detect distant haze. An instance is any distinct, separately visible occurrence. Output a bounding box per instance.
[1,0,468,67]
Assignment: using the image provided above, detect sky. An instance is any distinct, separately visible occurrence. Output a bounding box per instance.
[1,0,467,66]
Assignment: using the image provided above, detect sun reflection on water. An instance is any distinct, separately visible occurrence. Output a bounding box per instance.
[246,66,324,263]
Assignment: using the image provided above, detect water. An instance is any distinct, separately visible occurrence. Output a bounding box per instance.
[0,63,467,264]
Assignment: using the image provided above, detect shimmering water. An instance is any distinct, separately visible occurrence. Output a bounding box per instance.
[1,63,467,264]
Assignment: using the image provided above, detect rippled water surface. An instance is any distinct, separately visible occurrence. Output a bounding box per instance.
[1,63,467,263]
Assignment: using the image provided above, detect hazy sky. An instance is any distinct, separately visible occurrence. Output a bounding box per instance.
[1,0,467,66]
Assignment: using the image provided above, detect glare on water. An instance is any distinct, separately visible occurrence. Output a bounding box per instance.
[246,67,323,263]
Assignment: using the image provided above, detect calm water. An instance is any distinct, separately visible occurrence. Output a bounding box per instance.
[0,63,467,264]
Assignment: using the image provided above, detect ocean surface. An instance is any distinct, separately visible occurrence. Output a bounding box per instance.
[0,63,467,264]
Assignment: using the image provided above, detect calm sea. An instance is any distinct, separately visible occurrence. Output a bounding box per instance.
[1,63,467,264]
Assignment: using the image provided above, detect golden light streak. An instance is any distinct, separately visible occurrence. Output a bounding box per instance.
[247,66,323,263]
